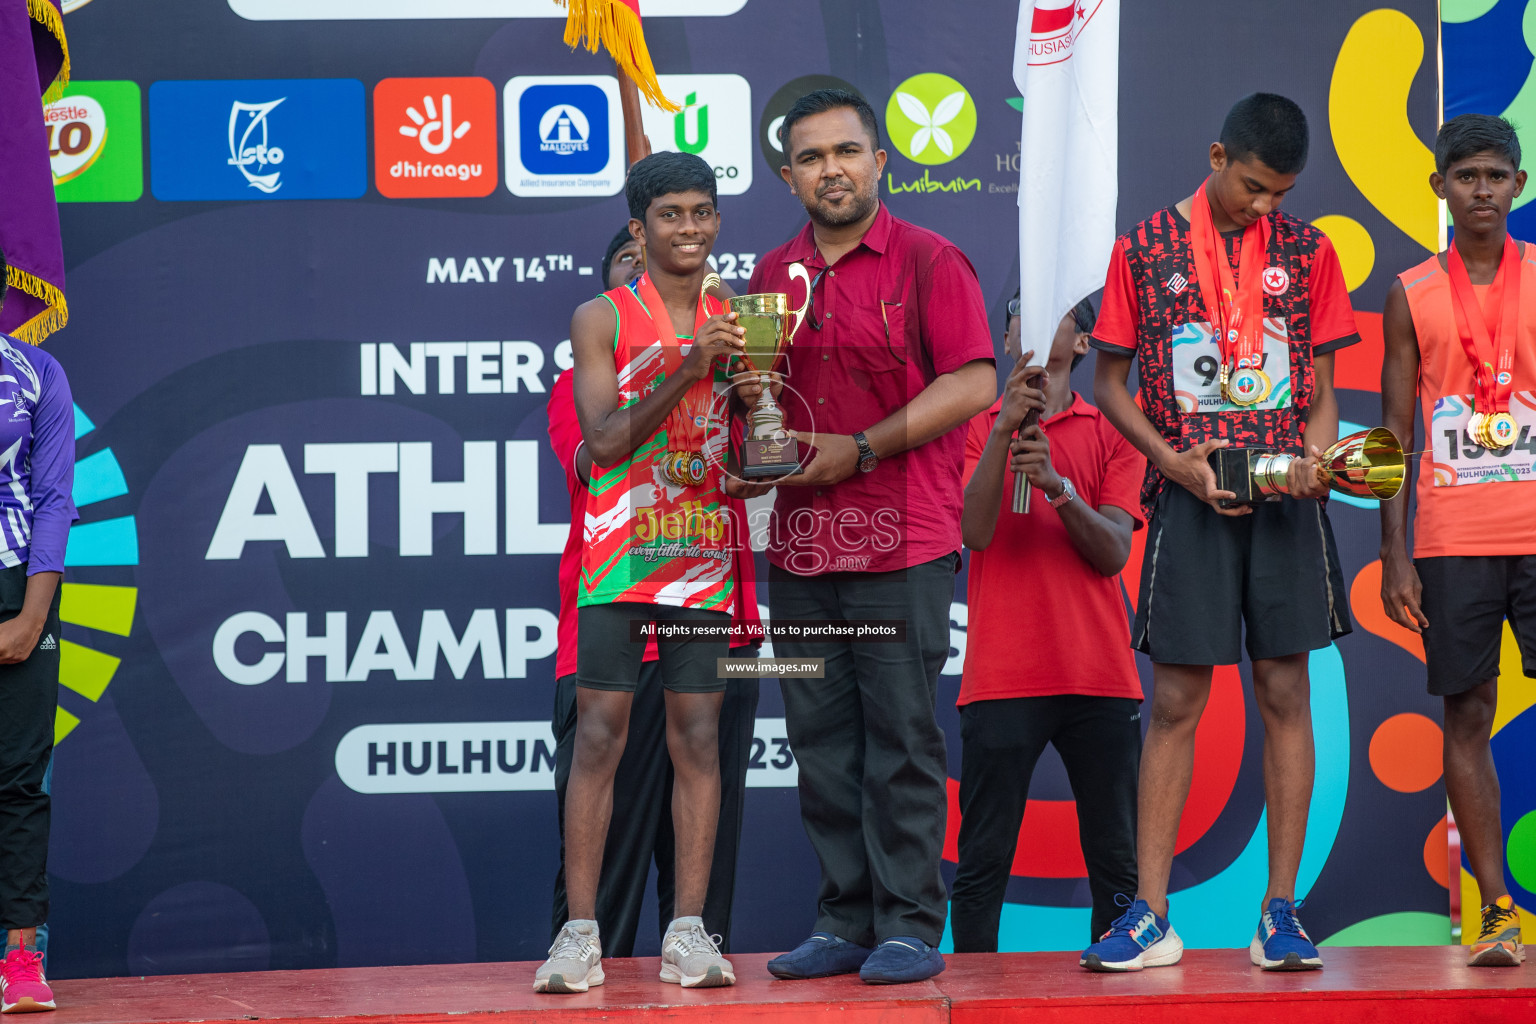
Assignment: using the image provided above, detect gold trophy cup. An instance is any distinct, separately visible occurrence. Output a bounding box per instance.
[1212,427,1406,507]
[728,262,812,478]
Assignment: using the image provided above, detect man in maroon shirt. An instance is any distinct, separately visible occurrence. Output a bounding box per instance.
[749,89,995,985]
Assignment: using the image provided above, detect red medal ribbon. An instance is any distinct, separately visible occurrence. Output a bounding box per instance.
[635,272,719,462]
[1446,235,1521,417]
[1188,179,1271,382]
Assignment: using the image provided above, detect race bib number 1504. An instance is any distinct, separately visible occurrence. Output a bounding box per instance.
[1428,392,1536,487]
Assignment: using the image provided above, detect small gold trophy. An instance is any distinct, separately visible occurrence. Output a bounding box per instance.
[727,263,812,478]
[1211,427,1407,507]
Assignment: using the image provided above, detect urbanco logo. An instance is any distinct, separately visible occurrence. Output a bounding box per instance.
[46,80,143,202]
[885,73,977,166]
[375,77,497,198]
[640,74,752,195]
[504,76,623,198]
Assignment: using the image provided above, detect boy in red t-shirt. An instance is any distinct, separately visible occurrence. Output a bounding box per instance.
[1083,94,1358,973]
[1380,113,1536,967]
[951,295,1146,950]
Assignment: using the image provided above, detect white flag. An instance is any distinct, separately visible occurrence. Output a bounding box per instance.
[1014,0,1119,360]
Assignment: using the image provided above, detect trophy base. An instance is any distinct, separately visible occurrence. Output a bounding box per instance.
[743,436,801,478]
[1210,447,1285,508]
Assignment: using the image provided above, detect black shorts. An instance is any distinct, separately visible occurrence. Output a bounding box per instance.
[1132,483,1351,665]
[1416,554,1536,696]
[576,601,731,693]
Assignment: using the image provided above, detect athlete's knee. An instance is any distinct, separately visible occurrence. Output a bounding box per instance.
[1444,681,1498,742]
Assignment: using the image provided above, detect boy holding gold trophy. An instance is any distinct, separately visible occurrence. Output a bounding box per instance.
[537,152,755,995]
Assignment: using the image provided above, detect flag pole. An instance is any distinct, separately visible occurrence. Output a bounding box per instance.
[616,63,652,168]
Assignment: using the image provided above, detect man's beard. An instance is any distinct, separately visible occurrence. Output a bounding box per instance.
[808,180,877,227]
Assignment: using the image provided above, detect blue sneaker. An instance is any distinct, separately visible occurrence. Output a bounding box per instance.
[1250,897,1322,971]
[1080,896,1183,972]
[767,932,873,979]
[858,936,945,984]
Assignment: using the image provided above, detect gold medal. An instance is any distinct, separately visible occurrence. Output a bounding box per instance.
[1224,365,1272,406]
[1467,412,1487,448]
[1487,412,1518,449]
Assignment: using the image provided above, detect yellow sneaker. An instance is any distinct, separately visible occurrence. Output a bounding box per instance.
[1469,895,1525,967]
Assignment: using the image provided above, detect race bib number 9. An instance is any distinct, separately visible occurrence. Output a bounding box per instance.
[1429,392,1536,487]
[1171,318,1293,414]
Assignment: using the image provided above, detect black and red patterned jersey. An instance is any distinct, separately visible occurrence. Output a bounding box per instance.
[1090,205,1361,514]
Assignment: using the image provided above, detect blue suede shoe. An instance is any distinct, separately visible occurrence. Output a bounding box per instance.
[766,932,873,979]
[858,936,945,984]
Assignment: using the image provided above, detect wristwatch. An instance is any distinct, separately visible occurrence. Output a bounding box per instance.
[1048,477,1077,509]
[852,431,879,473]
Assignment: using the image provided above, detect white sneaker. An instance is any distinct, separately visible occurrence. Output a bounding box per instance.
[534,920,603,994]
[660,917,735,988]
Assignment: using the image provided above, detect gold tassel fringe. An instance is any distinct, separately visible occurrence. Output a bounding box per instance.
[556,0,679,113]
[5,266,69,345]
[28,0,70,105]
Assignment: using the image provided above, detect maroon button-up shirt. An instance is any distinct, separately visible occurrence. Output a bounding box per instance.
[747,204,994,575]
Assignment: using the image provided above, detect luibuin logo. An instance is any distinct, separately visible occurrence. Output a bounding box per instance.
[674,92,708,155]
[885,73,977,166]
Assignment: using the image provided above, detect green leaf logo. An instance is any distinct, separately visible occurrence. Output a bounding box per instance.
[885,73,976,166]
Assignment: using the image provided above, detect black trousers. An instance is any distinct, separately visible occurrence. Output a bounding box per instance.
[549,649,760,956]
[771,554,955,948]
[0,568,61,932]
[950,695,1141,949]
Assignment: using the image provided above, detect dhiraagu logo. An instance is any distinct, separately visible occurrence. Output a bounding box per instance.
[56,403,139,744]
[886,73,977,166]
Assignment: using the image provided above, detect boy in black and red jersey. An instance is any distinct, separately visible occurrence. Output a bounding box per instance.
[1081,94,1358,974]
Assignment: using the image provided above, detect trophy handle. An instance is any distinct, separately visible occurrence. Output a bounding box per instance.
[787,262,812,342]
[701,271,723,306]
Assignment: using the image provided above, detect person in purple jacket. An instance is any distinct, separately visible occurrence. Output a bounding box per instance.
[0,246,78,1015]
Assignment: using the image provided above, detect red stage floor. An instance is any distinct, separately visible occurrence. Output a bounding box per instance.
[49,948,1536,1024]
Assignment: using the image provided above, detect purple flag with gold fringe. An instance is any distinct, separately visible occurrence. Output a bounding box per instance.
[0,0,69,344]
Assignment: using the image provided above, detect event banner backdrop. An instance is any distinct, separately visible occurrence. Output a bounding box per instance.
[43,0,1448,978]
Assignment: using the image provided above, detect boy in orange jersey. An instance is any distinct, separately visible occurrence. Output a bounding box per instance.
[1381,113,1535,968]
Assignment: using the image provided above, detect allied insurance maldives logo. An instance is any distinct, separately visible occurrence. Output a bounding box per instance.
[374,77,498,198]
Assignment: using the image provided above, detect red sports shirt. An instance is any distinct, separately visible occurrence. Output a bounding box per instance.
[958,394,1146,704]
[1091,205,1361,516]
[545,370,761,680]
